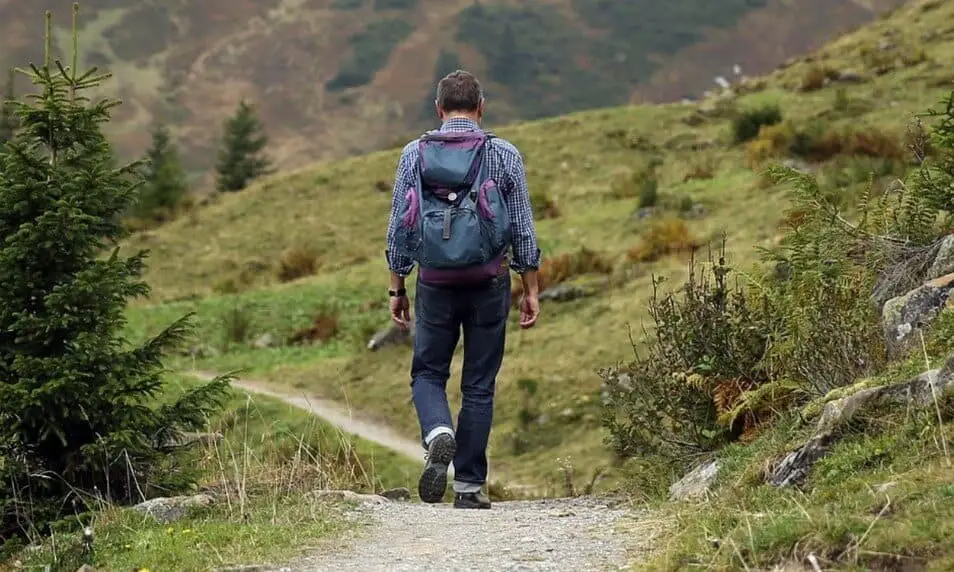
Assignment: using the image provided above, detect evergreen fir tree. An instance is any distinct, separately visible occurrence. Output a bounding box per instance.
[135,122,188,220]
[0,6,230,536]
[0,67,18,144]
[214,99,273,192]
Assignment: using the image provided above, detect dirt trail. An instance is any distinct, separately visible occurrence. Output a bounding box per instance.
[288,497,657,571]
[188,370,426,461]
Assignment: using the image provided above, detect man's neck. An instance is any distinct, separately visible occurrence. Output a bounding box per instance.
[442,113,480,125]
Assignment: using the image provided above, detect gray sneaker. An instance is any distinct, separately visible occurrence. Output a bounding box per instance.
[453,490,491,509]
[418,433,455,503]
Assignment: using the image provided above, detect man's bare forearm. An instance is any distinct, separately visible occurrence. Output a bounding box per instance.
[520,270,539,296]
[390,272,407,292]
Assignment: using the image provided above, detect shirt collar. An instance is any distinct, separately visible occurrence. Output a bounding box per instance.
[439,117,481,132]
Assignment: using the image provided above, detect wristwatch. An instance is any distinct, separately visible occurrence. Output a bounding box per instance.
[388,288,407,297]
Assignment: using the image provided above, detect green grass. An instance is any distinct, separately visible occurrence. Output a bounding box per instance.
[630,313,954,570]
[12,495,348,571]
[116,0,954,492]
[641,412,954,570]
[4,374,419,570]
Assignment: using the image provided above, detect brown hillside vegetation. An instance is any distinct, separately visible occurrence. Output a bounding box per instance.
[0,0,905,176]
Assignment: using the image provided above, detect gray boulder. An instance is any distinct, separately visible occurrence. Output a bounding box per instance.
[768,358,954,487]
[367,322,414,351]
[132,494,214,524]
[927,235,954,280]
[881,272,954,358]
[252,333,277,349]
[539,284,593,303]
[669,460,719,501]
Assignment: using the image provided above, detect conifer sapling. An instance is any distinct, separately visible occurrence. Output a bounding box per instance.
[0,5,230,533]
[215,99,273,192]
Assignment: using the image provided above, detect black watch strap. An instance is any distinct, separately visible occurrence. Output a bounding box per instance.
[388,288,407,297]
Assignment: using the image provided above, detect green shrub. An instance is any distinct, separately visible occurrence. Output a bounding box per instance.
[732,104,783,144]
[626,217,698,263]
[602,246,774,460]
[276,245,320,283]
[603,91,954,463]
[610,164,659,204]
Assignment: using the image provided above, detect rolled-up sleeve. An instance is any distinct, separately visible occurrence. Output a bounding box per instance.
[504,150,541,273]
[385,148,415,276]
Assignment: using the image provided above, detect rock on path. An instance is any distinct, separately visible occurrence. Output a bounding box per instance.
[285,497,640,571]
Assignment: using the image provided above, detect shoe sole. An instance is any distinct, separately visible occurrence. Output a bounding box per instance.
[418,436,456,504]
[453,500,492,509]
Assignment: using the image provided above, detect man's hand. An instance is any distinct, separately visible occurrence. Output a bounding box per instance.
[388,272,410,329]
[518,270,540,329]
[519,293,539,329]
[390,294,411,330]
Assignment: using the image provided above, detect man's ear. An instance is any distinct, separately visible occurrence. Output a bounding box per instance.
[477,98,485,120]
[435,100,443,121]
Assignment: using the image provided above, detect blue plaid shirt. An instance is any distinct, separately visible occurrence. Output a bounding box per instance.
[385,117,541,276]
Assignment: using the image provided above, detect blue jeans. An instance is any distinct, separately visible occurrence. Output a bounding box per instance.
[410,271,511,489]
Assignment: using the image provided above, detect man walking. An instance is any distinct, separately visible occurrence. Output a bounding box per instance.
[385,70,541,509]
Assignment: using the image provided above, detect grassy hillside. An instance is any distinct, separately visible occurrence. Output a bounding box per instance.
[117,0,954,489]
[0,0,904,177]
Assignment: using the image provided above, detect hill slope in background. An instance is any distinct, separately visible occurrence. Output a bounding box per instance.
[0,0,905,177]
[118,0,954,487]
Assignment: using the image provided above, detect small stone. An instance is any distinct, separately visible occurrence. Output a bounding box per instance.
[632,206,656,220]
[367,323,414,351]
[684,203,707,219]
[380,487,412,501]
[669,460,719,501]
[538,284,593,303]
[310,490,389,505]
[252,333,276,349]
[834,69,866,83]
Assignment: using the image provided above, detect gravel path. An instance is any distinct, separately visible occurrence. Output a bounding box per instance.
[286,497,653,571]
[188,370,425,460]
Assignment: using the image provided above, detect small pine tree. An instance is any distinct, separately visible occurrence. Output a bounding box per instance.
[0,67,18,144]
[0,6,230,536]
[214,99,273,192]
[135,122,188,220]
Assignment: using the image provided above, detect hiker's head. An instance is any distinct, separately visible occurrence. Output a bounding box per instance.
[434,70,484,123]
